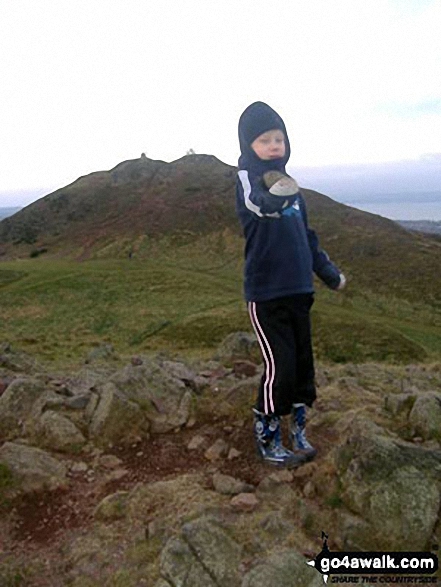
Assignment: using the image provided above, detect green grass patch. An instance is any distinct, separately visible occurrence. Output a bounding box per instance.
[0,247,439,369]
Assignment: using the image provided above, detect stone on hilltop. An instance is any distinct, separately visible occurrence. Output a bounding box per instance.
[212,472,253,495]
[160,517,242,587]
[38,410,86,452]
[108,357,194,433]
[214,332,260,366]
[408,392,441,441]
[88,381,150,446]
[0,377,46,437]
[0,441,67,496]
[242,549,323,587]
[336,416,441,550]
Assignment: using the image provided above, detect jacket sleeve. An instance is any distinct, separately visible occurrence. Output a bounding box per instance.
[298,193,342,289]
[237,170,298,218]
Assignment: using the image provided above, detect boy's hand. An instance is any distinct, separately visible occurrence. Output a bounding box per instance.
[263,171,299,196]
[336,273,346,290]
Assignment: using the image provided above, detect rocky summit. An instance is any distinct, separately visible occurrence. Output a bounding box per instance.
[1,340,441,585]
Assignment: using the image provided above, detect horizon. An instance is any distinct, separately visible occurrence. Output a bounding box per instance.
[0,153,440,222]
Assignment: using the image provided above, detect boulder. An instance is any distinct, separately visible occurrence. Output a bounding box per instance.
[160,517,242,587]
[0,441,67,496]
[161,359,209,393]
[88,382,150,446]
[336,417,441,550]
[38,411,86,452]
[214,332,260,366]
[242,549,323,587]
[212,473,253,495]
[0,342,39,373]
[108,358,194,433]
[408,392,441,441]
[94,490,129,521]
[0,377,46,437]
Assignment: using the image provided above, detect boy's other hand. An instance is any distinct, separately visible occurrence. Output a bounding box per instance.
[263,171,299,196]
[337,273,346,290]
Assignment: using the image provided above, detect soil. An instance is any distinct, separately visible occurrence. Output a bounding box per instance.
[0,411,332,577]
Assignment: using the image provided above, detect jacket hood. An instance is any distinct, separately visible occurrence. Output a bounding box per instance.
[238,101,291,174]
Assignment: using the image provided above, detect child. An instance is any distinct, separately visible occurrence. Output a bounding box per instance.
[236,101,346,468]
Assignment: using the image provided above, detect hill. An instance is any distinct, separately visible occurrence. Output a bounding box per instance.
[0,154,440,304]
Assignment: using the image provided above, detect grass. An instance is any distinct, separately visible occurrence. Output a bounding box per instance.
[0,244,439,370]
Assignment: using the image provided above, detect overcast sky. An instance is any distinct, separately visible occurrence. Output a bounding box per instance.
[1,0,440,209]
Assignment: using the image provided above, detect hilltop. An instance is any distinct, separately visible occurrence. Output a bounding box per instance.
[0,154,440,304]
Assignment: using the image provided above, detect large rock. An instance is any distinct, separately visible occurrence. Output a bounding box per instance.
[336,417,441,550]
[0,441,67,496]
[160,517,242,587]
[408,392,441,441]
[38,411,86,452]
[215,332,260,366]
[0,377,46,437]
[242,550,323,587]
[88,382,150,446]
[108,358,194,433]
[0,342,39,373]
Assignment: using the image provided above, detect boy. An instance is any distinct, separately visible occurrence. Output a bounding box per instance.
[236,101,346,468]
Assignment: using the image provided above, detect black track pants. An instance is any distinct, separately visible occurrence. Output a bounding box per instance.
[248,294,316,416]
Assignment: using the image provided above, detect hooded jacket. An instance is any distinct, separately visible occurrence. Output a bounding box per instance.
[236,101,341,302]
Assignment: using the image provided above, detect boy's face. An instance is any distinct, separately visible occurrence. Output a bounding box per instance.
[251,129,286,160]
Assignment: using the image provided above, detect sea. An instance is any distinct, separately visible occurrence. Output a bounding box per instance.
[332,191,441,221]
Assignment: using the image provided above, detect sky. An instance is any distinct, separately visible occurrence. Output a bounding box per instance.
[1,0,440,214]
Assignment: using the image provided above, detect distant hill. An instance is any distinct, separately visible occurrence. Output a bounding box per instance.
[0,154,440,303]
[0,207,21,220]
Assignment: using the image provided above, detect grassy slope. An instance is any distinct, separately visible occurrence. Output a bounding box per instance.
[0,235,439,369]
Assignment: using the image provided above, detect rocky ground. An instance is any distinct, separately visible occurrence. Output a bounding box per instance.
[1,335,441,587]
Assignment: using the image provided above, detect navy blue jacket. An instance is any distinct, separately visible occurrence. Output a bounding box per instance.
[236,102,341,302]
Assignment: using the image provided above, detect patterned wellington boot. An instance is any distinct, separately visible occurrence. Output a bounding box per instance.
[290,404,317,460]
[253,409,307,468]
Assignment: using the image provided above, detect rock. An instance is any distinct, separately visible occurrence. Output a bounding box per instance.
[94,490,129,521]
[204,438,229,461]
[85,343,117,364]
[0,378,11,397]
[384,392,417,417]
[0,377,46,437]
[336,417,441,550]
[230,493,259,512]
[233,360,258,378]
[109,358,195,433]
[38,411,86,452]
[70,461,88,473]
[212,473,253,495]
[408,392,441,440]
[162,360,208,393]
[227,447,241,460]
[0,343,38,373]
[88,382,150,447]
[303,481,315,498]
[0,442,67,496]
[260,511,295,538]
[160,517,242,587]
[214,332,260,366]
[64,394,91,410]
[242,549,323,587]
[98,454,123,469]
[269,470,294,483]
[187,434,207,450]
[105,468,129,482]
